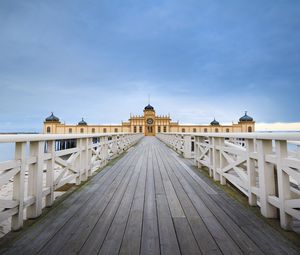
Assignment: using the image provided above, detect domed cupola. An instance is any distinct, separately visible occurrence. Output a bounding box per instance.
[239,111,253,122]
[78,118,87,125]
[210,118,220,126]
[45,112,60,122]
[144,104,154,111]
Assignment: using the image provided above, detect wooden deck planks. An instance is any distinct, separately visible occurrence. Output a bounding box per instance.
[40,146,142,255]
[140,143,160,255]
[1,137,299,255]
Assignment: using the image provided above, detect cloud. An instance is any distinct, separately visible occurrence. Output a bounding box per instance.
[0,0,300,132]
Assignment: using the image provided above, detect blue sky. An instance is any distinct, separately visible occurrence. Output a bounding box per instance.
[0,0,300,132]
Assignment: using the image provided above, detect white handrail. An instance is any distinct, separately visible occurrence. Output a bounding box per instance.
[157,132,300,231]
[0,133,143,232]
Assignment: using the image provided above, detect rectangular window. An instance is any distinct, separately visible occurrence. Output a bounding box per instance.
[158,126,161,132]
[114,128,118,133]
[163,126,167,132]
[134,126,137,133]
[139,126,142,133]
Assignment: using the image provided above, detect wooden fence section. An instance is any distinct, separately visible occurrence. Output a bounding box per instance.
[0,133,143,231]
[157,132,300,230]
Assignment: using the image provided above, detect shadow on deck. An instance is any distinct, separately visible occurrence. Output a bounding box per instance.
[0,137,299,255]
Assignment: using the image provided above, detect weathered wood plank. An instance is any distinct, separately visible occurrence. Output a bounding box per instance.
[98,149,146,255]
[140,144,160,255]
[154,145,221,255]
[38,145,143,255]
[119,148,148,255]
[78,149,143,254]
[152,146,181,255]
[157,143,244,254]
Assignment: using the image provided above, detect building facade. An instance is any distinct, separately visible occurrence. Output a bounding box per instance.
[43,104,255,135]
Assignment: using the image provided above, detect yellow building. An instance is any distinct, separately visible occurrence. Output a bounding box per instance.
[44,104,255,135]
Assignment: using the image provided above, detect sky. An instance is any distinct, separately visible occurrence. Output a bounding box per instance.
[0,0,300,132]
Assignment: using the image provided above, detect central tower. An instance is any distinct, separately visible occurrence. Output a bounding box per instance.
[144,104,155,136]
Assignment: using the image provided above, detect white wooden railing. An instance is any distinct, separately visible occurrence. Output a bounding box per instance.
[0,133,142,232]
[157,132,300,230]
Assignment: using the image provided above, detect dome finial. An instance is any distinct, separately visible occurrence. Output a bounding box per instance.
[78,117,87,125]
[239,111,253,122]
[45,112,60,122]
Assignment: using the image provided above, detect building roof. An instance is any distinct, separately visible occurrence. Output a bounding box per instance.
[45,112,60,122]
[78,118,88,125]
[210,118,220,126]
[239,111,254,122]
[144,104,154,110]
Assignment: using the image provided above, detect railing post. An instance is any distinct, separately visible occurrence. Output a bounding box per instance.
[257,139,277,218]
[85,138,92,178]
[219,137,226,185]
[212,137,221,181]
[194,136,199,167]
[11,142,26,230]
[183,135,192,159]
[103,136,109,164]
[76,138,82,185]
[209,137,213,177]
[27,141,44,219]
[275,140,292,229]
[111,135,117,157]
[246,139,257,206]
[46,140,55,207]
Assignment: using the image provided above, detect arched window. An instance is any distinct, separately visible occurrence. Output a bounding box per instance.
[114,128,118,133]
[103,128,107,133]
[226,128,230,133]
[139,126,142,133]
[134,126,137,133]
[158,126,161,133]
[193,128,196,133]
[69,128,72,133]
[248,126,252,132]
[80,128,84,133]
[92,128,95,133]
[182,128,185,133]
[204,128,208,133]
[215,128,218,133]
[46,126,51,133]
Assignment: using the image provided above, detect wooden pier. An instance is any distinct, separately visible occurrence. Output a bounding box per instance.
[1,137,299,255]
